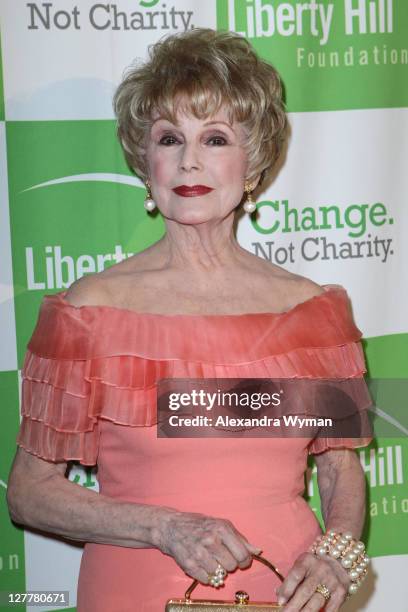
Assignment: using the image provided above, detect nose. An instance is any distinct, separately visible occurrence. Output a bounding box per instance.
[179,141,202,172]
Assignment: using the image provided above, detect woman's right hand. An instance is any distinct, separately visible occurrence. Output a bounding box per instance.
[152,508,262,584]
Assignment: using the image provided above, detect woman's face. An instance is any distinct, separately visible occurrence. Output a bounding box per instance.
[145,104,252,225]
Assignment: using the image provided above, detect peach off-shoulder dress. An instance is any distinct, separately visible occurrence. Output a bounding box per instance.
[16,284,373,611]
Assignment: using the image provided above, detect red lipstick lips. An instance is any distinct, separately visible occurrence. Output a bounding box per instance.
[173,185,213,197]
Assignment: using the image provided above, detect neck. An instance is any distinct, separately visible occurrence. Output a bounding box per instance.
[154,216,247,275]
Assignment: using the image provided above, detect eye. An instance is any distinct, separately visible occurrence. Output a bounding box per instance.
[159,135,179,146]
[208,136,227,146]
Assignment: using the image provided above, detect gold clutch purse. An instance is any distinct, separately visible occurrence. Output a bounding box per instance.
[165,554,284,611]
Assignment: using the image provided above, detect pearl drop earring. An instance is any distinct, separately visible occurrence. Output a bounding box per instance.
[243,181,256,214]
[144,179,156,212]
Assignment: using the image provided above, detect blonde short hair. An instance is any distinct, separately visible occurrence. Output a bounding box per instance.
[113,28,288,186]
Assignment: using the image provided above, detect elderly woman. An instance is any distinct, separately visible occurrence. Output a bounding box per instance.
[7,28,372,611]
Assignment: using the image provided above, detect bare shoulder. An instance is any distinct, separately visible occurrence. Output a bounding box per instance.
[291,276,325,301]
[64,273,112,308]
[277,273,325,310]
[64,252,149,308]
[245,253,323,296]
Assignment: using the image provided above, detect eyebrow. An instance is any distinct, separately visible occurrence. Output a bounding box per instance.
[204,121,234,130]
[152,118,235,132]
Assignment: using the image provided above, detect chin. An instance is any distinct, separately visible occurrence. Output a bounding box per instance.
[165,208,221,225]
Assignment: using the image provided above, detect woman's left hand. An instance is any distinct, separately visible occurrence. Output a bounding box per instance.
[275,551,350,611]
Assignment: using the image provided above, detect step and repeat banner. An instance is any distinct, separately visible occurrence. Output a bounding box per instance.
[1,1,407,610]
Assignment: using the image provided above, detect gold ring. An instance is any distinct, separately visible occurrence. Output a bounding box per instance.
[315,583,331,601]
[208,563,227,588]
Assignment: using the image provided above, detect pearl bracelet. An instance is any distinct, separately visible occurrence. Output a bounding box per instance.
[309,529,369,596]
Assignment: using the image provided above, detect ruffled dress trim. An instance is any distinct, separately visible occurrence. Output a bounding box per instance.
[17,284,373,464]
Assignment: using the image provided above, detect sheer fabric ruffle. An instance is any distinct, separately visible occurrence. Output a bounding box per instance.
[17,284,373,464]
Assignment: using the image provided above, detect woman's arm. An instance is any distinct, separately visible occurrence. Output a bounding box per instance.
[7,447,170,548]
[276,449,367,611]
[7,447,260,584]
[315,447,366,539]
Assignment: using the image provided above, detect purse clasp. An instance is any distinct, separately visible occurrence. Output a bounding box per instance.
[235,590,250,604]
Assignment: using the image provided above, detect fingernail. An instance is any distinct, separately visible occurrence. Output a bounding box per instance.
[278,596,286,605]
